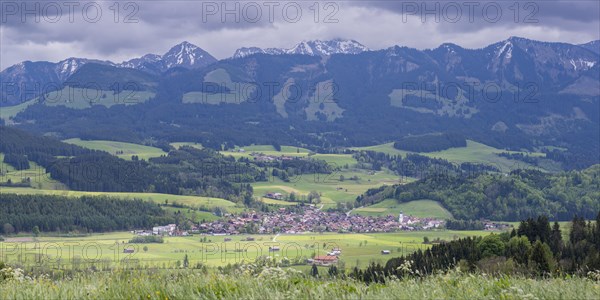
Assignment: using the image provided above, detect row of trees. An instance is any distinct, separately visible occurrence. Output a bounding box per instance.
[359,166,600,221]
[0,127,255,201]
[393,133,467,152]
[352,213,600,284]
[0,194,175,233]
[353,150,498,180]
[2,153,30,170]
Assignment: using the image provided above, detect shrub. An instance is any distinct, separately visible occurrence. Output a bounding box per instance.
[478,234,505,258]
[128,236,164,244]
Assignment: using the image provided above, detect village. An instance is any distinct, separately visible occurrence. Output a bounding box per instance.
[134,198,511,238]
[133,206,445,237]
[124,202,511,267]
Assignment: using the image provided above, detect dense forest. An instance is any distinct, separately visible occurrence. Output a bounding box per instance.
[358,165,600,221]
[12,90,599,170]
[393,133,467,152]
[0,194,174,233]
[352,150,498,179]
[352,213,600,284]
[0,126,333,202]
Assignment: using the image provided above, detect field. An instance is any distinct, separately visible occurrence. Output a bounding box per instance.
[0,99,37,122]
[351,140,551,172]
[0,187,238,211]
[220,145,311,160]
[0,153,66,189]
[0,88,153,121]
[170,142,203,150]
[252,168,402,209]
[42,87,154,109]
[63,138,167,160]
[1,269,598,299]
[0,231,495,269]
[218,144,404,209]
[222,145,356,167]
[182,69,256,104]
[303,80,345,122]
[353,199,453,219]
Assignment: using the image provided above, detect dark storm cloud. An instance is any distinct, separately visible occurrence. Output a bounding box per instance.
[1,0,599,70]
[349,0,599,40]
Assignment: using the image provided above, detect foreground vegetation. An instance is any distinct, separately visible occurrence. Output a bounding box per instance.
[0,268,598,299]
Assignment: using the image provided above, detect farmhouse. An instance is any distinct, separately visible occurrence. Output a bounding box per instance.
[312,255,338,266]
[153,224,176,235]
[328,247,342,256]
[381,250,391,255]
[123,248,134,254]
[264,192,283,200]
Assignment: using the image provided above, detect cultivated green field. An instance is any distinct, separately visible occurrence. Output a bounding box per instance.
[221,145,311,160]
[218,144,405,209]
[170,142,203,150]
[353,199,453,219]
[0,231,495,269]
[162,206,221,222]
[352,140,549,172]
[0,187,238,210]
[63,138,167,160]
[258,196,298,206]
[252,168,402,209]
[0,153,66,190]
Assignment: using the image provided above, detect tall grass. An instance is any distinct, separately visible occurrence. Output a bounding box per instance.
[1,269,599,299]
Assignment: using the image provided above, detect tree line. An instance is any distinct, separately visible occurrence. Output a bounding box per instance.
[0,194,174,233]
[393,133,467,152]
[352,150,498,179]
[358,165,600,221]
[351,212,600,284]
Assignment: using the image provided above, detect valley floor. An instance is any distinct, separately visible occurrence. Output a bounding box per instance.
[0,231,492,269]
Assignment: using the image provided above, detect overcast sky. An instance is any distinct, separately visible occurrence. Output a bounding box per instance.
[1,0,599,70]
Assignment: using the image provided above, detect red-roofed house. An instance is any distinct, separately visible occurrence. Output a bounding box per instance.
[312,255,338,266]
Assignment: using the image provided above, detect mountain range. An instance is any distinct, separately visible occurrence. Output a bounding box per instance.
[2,37,599,106]
[1,37,599,169]
[232,39,370,58]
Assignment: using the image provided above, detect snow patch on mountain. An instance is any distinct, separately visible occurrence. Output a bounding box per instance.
[232,39,370,58]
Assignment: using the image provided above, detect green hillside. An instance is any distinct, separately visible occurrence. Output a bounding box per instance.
[353,199,453,219]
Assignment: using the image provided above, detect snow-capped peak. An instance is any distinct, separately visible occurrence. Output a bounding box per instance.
[55,57,115,80]
[496,41,513,60]
[232,39,370,58]
[162,41,216,69]
[119,41,217,72]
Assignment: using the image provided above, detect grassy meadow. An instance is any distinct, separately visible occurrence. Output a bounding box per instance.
[0,99,37,122]
[351,140,553,172]
[1,267,598,299]
[170,142,204,150]
[352,199,453,219]
[182,69,256,104]
[251,168,402,209]
[63,139,167,160]
[0,231,495,269]
[43,87,154,109]
[0,153,66,190]
[0,187,238,211]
